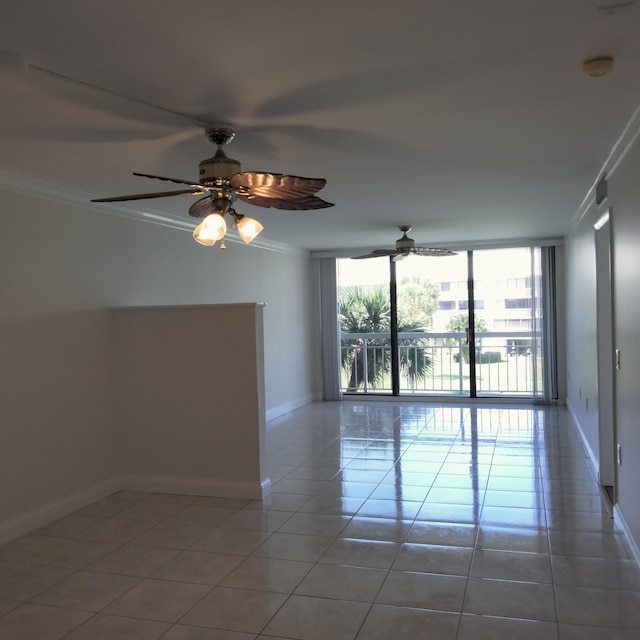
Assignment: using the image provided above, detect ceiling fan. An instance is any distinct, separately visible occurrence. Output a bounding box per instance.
[90,127,334,248]
[353,226,455,260]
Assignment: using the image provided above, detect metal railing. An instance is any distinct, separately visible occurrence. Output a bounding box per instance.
[340,331,543,396]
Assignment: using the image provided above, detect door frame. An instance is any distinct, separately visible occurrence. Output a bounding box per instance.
[594,208,616,507]
[337,246,549,399]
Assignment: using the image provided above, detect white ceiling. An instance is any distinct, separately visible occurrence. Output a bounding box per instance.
[1,0,639,253]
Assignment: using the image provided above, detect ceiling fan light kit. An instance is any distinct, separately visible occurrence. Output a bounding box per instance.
[193,213,226,247]
[235,216,265,243]
[91,128,333,249]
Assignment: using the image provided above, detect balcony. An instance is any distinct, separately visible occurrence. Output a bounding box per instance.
[340,331,543,396]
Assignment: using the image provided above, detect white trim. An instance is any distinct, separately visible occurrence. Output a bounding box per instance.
[0,472,273,545]
[112,302,268,312]
[570,104,640,232]
[260,478,272,500]
[564,403,640,558]
[265,392,320,422]
[312,237,564,259]
[594,209,610,231]
[0,476,122,545]
[567,399,600,472]
[614,504,640,568]
[121,474,271,500]
[0,169,307,257]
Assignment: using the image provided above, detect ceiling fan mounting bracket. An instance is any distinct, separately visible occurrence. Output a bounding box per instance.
[205,127,236,146]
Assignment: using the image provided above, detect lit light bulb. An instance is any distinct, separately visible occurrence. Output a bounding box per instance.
[193,213,227,246]
[193,221,216,246]
[236,217,264,243]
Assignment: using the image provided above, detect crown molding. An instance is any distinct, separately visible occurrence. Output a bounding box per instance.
[570,104,640,231]
[311,236,564,259]
[0,169,307,257]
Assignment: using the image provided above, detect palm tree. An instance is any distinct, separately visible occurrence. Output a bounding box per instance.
[447,313,488,363]
[339,285,435,391]
[446,313,488,334]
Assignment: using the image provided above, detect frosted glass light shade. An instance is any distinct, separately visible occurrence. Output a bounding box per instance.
[193,213,227,246]
[237,217,264,243]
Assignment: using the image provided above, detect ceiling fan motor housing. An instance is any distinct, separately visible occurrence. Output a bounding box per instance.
[199,149,242,184]
[396,230,415,251]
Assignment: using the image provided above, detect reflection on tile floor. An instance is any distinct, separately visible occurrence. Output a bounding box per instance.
[2,401,640,639]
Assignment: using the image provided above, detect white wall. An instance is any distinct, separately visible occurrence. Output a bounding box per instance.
[114,303,268,498]
[565,111,640,559]
[116,214,319,419]
[608,134,640,555]
[0,189,320,541]
[565,205,600,460]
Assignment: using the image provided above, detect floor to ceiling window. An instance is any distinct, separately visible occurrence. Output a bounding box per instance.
[337,246,554,401]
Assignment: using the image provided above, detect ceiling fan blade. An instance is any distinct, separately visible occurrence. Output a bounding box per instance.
[91,187,207,203]
[370,249,398,256]
[413,247,456,256]
[352,253,381,260]
[230,172,327,199]
[132,172,204,189]
[236,193,333,210]
[255,64,440,118]
[188,196,212,218]
[352,249,398,259]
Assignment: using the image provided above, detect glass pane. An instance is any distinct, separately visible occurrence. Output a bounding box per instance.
[337,247,546,400]
[396,253,471,395]
[472,247,544,397]
[337,257,392,394]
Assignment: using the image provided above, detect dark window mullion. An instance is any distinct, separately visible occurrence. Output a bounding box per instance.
[467,251,477,398]
[390,257,400,395]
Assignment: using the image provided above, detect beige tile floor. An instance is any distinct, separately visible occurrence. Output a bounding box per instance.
[1,401,640,639]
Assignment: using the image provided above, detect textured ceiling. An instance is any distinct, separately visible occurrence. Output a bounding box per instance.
[1,0,639,252]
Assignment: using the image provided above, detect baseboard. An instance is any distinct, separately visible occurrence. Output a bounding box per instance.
[614,504,640,568]
[0,473,273,546]
[598,484,614,518]
[121,474,271,500]
[568,402,615,516]
[567,400,599,472]
[266,392,319,422]
[0,476,122,545]
[568,404,640,567]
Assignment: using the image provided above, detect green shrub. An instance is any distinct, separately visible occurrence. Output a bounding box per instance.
[454,350,502,364]
[478,351,502,364]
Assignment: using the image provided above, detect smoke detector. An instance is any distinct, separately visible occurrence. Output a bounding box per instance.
[582,56,614,77]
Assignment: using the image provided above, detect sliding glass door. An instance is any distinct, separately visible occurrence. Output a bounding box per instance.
[337,246,552,400]
[338,256,392,393]
[395,252,472,395]
[471,248,544,398]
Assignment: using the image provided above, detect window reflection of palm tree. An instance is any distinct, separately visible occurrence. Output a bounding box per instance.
[340,286,433,391]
